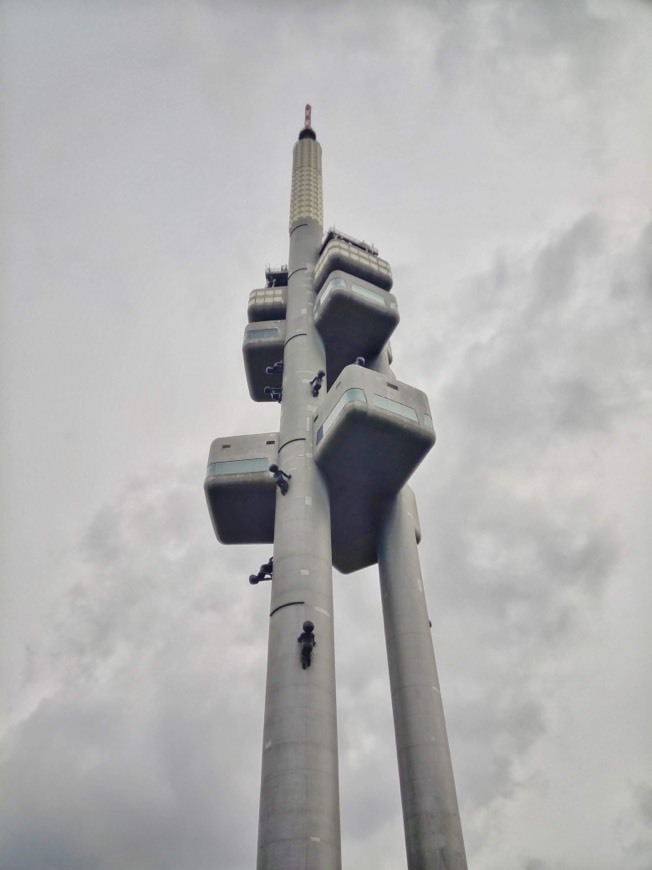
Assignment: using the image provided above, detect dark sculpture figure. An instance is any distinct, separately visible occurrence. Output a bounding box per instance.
[355,356,366,366]
[310,369,326,397]
[249,556,273,584]
[297,620,316,669]
[269,464,291,495]
[264,386,283,402]
[266,360,284,375]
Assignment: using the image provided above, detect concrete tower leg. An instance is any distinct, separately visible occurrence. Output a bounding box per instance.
[256,121,341,869]
[377,489,467,870]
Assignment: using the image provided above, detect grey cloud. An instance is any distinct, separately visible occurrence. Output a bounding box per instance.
[553,377,606,431]
[453,692,545,808]
[400,215,651,854]
[427,215,652,455]
[530,215,602,311]
[0,687,258,870]
[616,781,652,868]
[435,0,617,99]
[612,219,652,307]
[635,783,652,827]
[433,497,614,813]
[1,465,267,870]
[0,465,408,869]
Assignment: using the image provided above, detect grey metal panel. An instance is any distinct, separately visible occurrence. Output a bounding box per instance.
[289,136,323,230]
[248,287,287,323]
[204,433,278,544]
[313,238,393,294]
[243,320,286,402]
[313,366,434,574]
[314,270,400,385]
[314,366,435,494]
[330,489,391,575]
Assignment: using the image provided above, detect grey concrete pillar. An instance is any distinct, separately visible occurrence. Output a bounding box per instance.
[377,489,467,870]
[256,128,341,870]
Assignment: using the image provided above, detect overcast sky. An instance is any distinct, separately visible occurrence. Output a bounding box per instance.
[2,1,652,868]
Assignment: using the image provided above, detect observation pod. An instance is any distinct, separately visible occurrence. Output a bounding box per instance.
[243,287,289,401]
[314,365,435,491]
[314,231,393,294]
[314,270,399,385]
[247,286,287,322]
[313,365,435,573]
[243,321,286,401]
[204,433,278,544]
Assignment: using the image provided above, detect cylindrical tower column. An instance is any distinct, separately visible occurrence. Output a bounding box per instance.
[257,116,341,870]
[377,489,467,870]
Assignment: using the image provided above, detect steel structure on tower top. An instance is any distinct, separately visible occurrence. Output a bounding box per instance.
[205,107,467,870]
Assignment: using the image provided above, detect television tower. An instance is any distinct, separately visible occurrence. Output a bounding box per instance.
[205,107,467,870]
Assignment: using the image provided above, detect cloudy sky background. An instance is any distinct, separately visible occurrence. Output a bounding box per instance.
[2,1,652,868]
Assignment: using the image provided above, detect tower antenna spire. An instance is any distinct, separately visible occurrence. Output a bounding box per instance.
[305,103,312,129]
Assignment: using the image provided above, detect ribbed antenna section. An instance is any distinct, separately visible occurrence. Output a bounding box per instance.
[289,130,323,231]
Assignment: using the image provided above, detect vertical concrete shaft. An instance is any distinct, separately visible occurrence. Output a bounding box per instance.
[257,130,341,870]
[377,490,467,870]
